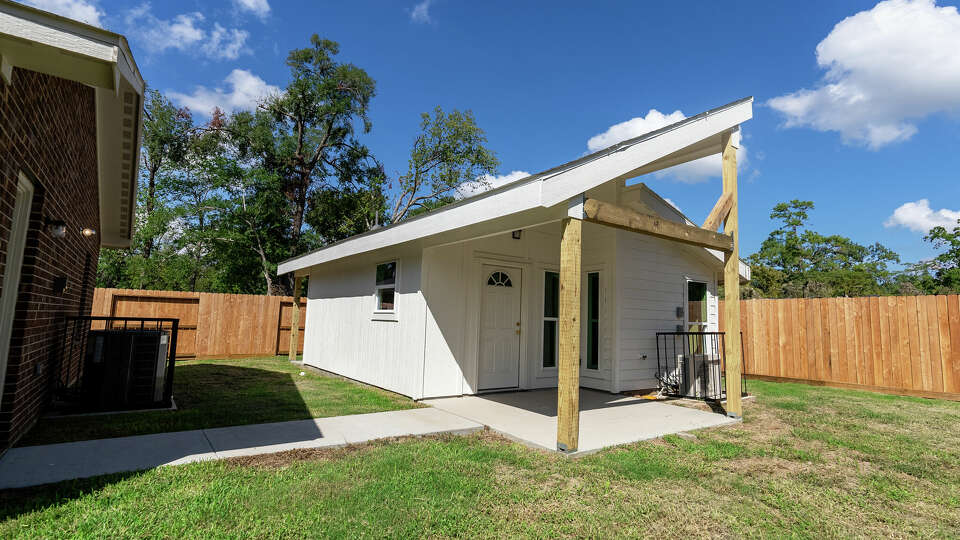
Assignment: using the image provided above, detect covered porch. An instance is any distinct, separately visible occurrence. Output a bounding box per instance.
[425,389,737,455]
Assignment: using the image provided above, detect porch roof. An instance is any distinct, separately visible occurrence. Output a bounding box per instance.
[278,97,753,277]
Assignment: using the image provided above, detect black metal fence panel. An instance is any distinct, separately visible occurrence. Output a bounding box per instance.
[655,332,747,402]
[54,316,179,413]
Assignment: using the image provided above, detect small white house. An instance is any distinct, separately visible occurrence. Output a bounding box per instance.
[278,98,752,407]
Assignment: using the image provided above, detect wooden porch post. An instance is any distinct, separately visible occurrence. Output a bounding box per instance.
[289,275,302,363]
[557,216,582,452]
[721,130,743,417]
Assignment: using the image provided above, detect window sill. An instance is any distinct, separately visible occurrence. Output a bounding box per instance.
[371,312,399,322]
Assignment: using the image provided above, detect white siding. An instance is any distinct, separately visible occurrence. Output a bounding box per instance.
[419,219,617,398]
[614,230,719,391]
[303,245,426,399]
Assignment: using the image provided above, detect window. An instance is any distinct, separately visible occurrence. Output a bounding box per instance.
[375,261,397,312]
[585,272,600,370]
[686,280,707,354]
[487,271,513,287]
[542,271,559,368]
[686,281,707,333]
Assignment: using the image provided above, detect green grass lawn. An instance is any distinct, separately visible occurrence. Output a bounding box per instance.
[17,356,420,447]
[4,380,959,537]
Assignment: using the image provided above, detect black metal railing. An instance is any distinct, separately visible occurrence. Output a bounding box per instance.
[53,316,179,412]
[655,332,747,402]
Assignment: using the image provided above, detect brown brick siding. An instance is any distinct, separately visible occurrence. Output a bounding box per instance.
[0,67,100,449]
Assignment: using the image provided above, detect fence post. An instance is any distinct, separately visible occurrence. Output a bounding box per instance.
[289,276,302,363]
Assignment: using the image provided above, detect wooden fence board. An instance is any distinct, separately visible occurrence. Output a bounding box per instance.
[720,295,960,400]
[949,295,960,393]
[90,288,306,359]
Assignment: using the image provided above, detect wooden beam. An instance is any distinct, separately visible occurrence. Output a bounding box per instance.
[583,198,733,252]
[702,192,733,232]
[289,275,302,363]
[557,217,582,452]
[721,130,743,418]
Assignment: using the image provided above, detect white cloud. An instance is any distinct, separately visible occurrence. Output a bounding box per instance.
[885,199,960,233]
[768,0,960,149]
[410,0,432,23]
[587,109,748,184]
[201,24,249,60]
[125,3,249,60]
[233,0,270,18]
[24,0,103,26]
[168,69,279,117]
[457,170,531,199]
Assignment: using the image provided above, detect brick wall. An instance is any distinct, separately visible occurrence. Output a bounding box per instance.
[0,68,101,449]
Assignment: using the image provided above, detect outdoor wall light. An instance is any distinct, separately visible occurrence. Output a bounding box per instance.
[81,227,97,238]
[511,230,522,240]
[44,218,67,239]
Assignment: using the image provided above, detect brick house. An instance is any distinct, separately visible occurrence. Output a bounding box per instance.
[0,1,144,450]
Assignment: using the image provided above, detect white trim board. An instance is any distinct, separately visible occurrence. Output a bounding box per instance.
[0,173,34,413]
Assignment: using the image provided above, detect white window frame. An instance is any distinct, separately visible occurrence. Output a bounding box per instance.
[540,268,560,372]
[684,278,708,333]
[582,270,602,371]
[372,259,399,321]
[0,172,34,414]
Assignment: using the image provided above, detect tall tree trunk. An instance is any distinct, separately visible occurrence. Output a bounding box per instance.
[143,163,160,259]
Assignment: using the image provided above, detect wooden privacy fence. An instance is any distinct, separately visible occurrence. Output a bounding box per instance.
[91,288,306,359]
[720,295,960,399]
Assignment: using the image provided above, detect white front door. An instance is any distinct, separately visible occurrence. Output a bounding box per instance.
[478,265,521,390]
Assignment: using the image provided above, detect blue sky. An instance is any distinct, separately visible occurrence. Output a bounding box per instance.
[27,0,960,263]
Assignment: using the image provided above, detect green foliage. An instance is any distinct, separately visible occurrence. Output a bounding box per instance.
[97,36,503,295]
[902,220,960,294]
[745,200,902,298]
[389,107,499,222]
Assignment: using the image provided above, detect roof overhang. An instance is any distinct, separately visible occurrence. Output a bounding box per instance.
[278,97,753,278]
[0,0,144,248]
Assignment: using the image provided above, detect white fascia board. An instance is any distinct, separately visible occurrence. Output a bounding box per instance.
[0,1,144,93]
[278,177,544,275]
[0,9,116,63]
[539,99,752,208]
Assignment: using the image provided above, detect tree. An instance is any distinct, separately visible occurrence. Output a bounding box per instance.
[746,200,901,298]
[226,35,377,293]
[904,219,960,294]
[97,90,192,289]
[389,107,499,223]
[139,90,193,260]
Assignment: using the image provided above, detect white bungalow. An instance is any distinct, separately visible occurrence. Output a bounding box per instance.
[278,97,752,452]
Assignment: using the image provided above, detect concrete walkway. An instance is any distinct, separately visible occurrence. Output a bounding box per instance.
[426,389,738,455]
[0,408,482,489]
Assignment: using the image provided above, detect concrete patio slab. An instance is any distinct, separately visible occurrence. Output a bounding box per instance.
[425,389,737,455]
[0,408,483,489]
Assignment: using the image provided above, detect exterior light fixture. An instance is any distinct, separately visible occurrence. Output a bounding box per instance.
[511,230,522,240]
[44,218,67,239]
[81,227,97,238]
